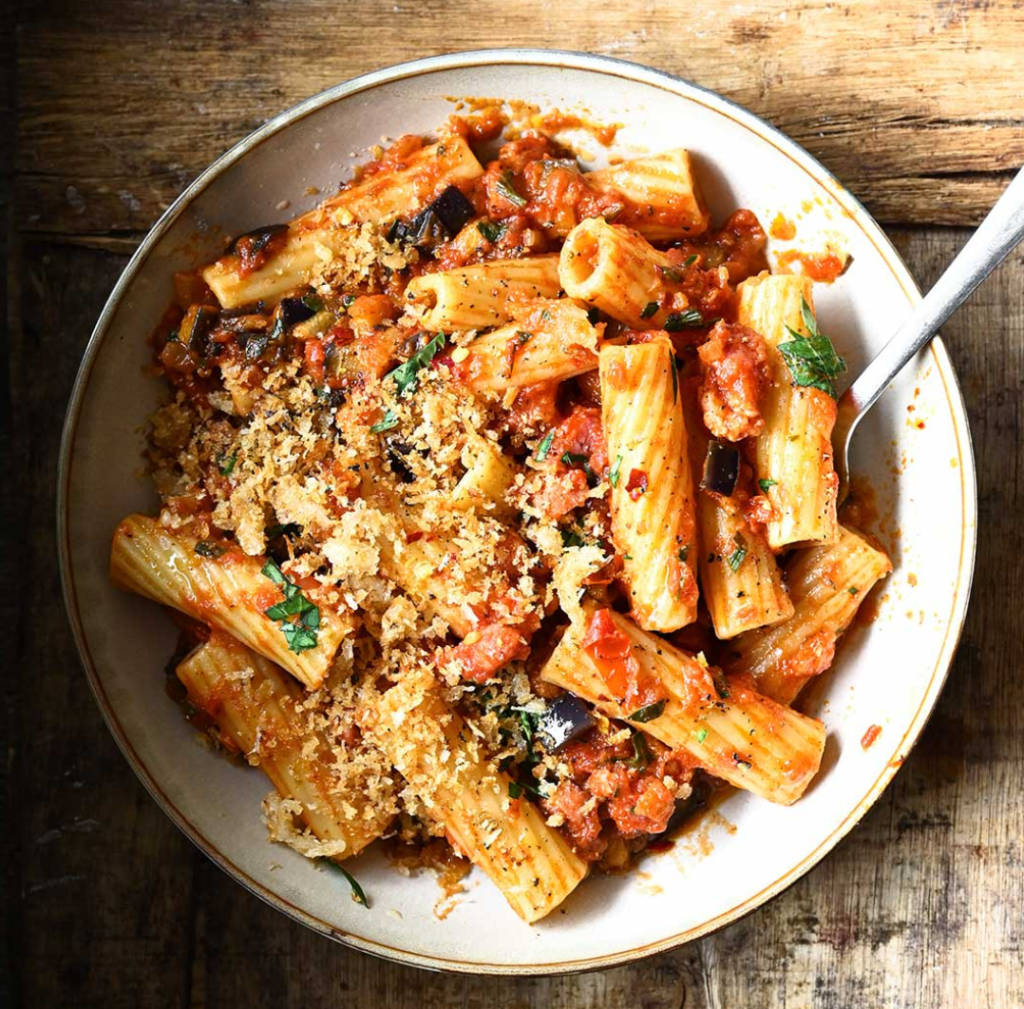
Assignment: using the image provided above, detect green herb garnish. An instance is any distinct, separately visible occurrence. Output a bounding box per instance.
[727,535,748,573]
[640,301,659,319]
[628,699,667,723]
[370,409,399,433]
[266,522,302,539]
[496,170,527,208]
[508,780,524,799]
[477,220,508,243]
[261,559,320,654]
[663,309,705,332]
[758,478,778,493]
[778,297,846,398]
[217,450,238,477]
[301,292,324,313]
[386,331,447,395]
[325,860,368,906]
[682,254,698,268]
[535,430,555,462]
[609,453,623,487]
[342,294,356,309]
[659,266,683,283]
[670,355,679,403]
[625,731,652,770]
[695,727,708,745]
[561,529,586,549]
[849,586,860,595]
[194,541,226,558]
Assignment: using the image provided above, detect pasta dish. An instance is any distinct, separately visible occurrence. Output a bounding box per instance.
[110,108,891,923]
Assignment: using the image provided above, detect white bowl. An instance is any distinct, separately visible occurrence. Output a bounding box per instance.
[58,50,977,974]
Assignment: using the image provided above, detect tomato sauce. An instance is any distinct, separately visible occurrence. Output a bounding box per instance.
[582,609,667,713]
[776,249,847,283]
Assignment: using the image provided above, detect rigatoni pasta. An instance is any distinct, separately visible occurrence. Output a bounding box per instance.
[368,669,588,923]
[112,106,885,922]
[177,632,396,859]
[600,335,699,631]
[540,605,826,805]
[725,525,892,704]
[110,514,354,690]
[738,273,841,549]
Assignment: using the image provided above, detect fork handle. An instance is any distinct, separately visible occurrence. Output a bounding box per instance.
[844,165,1024,418]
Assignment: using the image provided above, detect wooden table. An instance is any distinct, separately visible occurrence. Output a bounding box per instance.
[7,3,1022,1006]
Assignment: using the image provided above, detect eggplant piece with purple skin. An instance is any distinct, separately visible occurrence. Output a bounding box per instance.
[278,296,316,328]
[701,440,740,497]
[536,693,595,751]
[388,185,476,250]
[225,223,288,257]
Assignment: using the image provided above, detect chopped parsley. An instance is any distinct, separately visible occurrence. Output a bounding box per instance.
[727,535,748,572]
[670,355,679,402]
[477,219,507,243]
[695,727,708,745]
[560,451,590,475]
[535,430,555,462]
[628,699,667,723]
[561,529,586,549]
[778,297,846,398]
[508,780,524,799]
[682,254,698,268]
[849,586,860,595]
[301,292,324,312]
[609,453,623,487]
[261,559,320,654]
[266,522,302,539]
[624,731,652,771]
[386,331,446,395]
[217,450,238,476]
[659,266,683,283]
[640,301,659,319]
[370,409,399,433]
[758,478,778,493]
[194,541,226,559]
[663,309,706,331]
[496,170,527,208]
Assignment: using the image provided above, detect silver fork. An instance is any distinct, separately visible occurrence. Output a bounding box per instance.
[833,166,1024,505]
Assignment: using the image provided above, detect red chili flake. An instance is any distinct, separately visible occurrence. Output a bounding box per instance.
[861,724,882,750]
[625,468,649,501]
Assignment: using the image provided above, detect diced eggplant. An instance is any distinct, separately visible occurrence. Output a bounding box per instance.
[536,693,595,751]
[225,223,288,257]
[184,305,217,360]
[701,440,740,496]
[387,186,475,251]
[429,185,475,235]
[278,296,316,328]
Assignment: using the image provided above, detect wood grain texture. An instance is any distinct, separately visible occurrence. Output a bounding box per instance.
[9,3,1024,1007]
[16,0,1024,242]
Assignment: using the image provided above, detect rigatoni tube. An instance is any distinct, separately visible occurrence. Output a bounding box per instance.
[585,150,711,241]
[559,218,678,329]
[724,525,892,704]
[682,386,794,639]
[367,669,589,923]
[177,632,395,859]
[540,605,826,805]
[403,256,561,331]
[738,273,840,549]
[600,336,699,631]
[110,514,353,690]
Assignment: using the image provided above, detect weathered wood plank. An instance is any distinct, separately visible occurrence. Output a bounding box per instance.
[12,243,197,1009]
[17,0,1024,240]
